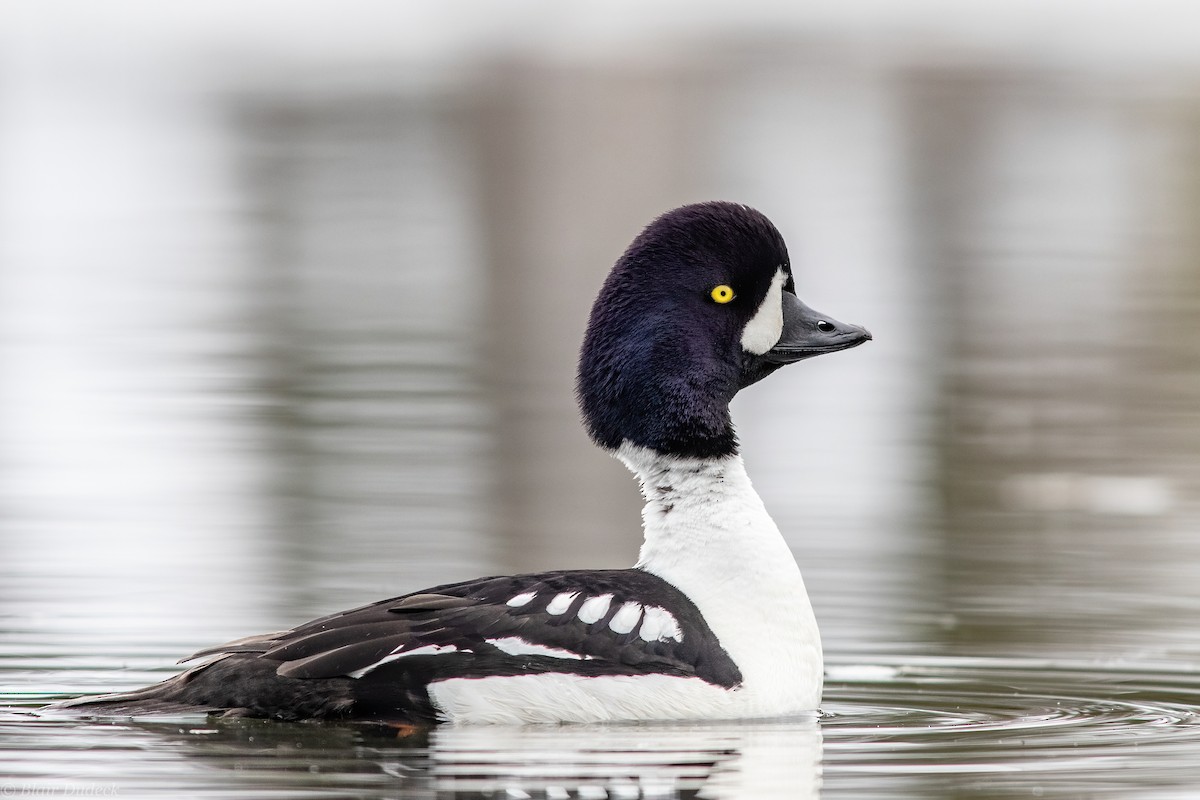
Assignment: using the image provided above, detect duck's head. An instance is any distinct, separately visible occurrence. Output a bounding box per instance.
[577,201,871,459]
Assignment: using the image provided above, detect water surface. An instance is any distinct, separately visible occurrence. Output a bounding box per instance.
[5,36,1200,800]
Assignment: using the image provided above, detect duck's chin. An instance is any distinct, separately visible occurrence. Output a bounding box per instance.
[738,354,786,390]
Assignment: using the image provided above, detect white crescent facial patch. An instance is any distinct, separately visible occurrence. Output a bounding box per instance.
[740,269,786,355]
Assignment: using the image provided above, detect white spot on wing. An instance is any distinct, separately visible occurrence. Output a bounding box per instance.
[545,592,578,615]
[608,601,643,634]
[346,643,461,679]
[576,594,613,624]
[506,591,537,608]
[740,268,786,355]
[487,636,593,661]
[638,606,683,643]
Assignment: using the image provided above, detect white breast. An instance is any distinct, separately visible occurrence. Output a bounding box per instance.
[619,443,824,717]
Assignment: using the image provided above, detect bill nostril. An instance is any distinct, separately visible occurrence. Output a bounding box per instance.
[816,320,836,333]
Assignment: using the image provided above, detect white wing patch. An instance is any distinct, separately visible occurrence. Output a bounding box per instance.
[487,636,593,661]
[346,643,462,679]
[505,591,537,608]
[512,590,681,643]
[545,591,578,615]
[639,606,683,643]
[608,601,643,634]
[576,593,613,624]
[740,268,786,355]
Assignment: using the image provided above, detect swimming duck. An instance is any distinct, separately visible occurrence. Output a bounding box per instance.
[59,201,870,724]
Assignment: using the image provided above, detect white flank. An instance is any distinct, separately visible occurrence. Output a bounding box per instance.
[545,591,578,615]
[346,643,461,679]
[740,268,786,355]
[576,593,613,624]
[607,601,643,634]
[638,605,683,643]
[487,636,591,661]
[429,673,736,724]
[616,442,823,717]
[505,591,537,608]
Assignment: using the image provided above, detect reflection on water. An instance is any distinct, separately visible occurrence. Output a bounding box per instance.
[11,658,1200,798]
[4,711,822,799]
[3,22,1200,800]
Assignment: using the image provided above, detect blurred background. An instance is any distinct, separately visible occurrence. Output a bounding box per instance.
[3,0,1200,685]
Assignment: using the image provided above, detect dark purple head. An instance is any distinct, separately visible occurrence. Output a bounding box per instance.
[576,202,871,459]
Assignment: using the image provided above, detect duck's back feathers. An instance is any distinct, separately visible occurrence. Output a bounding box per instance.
[58,569,740,723]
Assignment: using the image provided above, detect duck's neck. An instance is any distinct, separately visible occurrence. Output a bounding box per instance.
[616,442,801,590]
[616,441,822,712]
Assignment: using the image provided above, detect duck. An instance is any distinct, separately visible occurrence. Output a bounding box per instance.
[57,201,871,725]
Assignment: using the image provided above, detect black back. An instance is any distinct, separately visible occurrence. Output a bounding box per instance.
[155,568,742,722]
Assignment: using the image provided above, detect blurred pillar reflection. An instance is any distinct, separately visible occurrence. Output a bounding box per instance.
[914,72,1200,656]
[237,91,493,609]
[469,62,706,571]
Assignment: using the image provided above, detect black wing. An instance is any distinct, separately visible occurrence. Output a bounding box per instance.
[60,569,741,722]
[192,568,741,688]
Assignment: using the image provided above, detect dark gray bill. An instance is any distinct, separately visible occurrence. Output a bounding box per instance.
[763,291,872,365]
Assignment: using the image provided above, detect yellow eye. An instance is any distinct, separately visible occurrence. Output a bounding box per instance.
[710,285,735,304]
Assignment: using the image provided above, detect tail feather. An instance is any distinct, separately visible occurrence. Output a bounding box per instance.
[48,655,357,721]
[49,666,221,717]
[52,694,218,717]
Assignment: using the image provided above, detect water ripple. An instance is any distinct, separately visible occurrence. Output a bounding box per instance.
[6,656,1200,797]
[821,655,1200,793]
